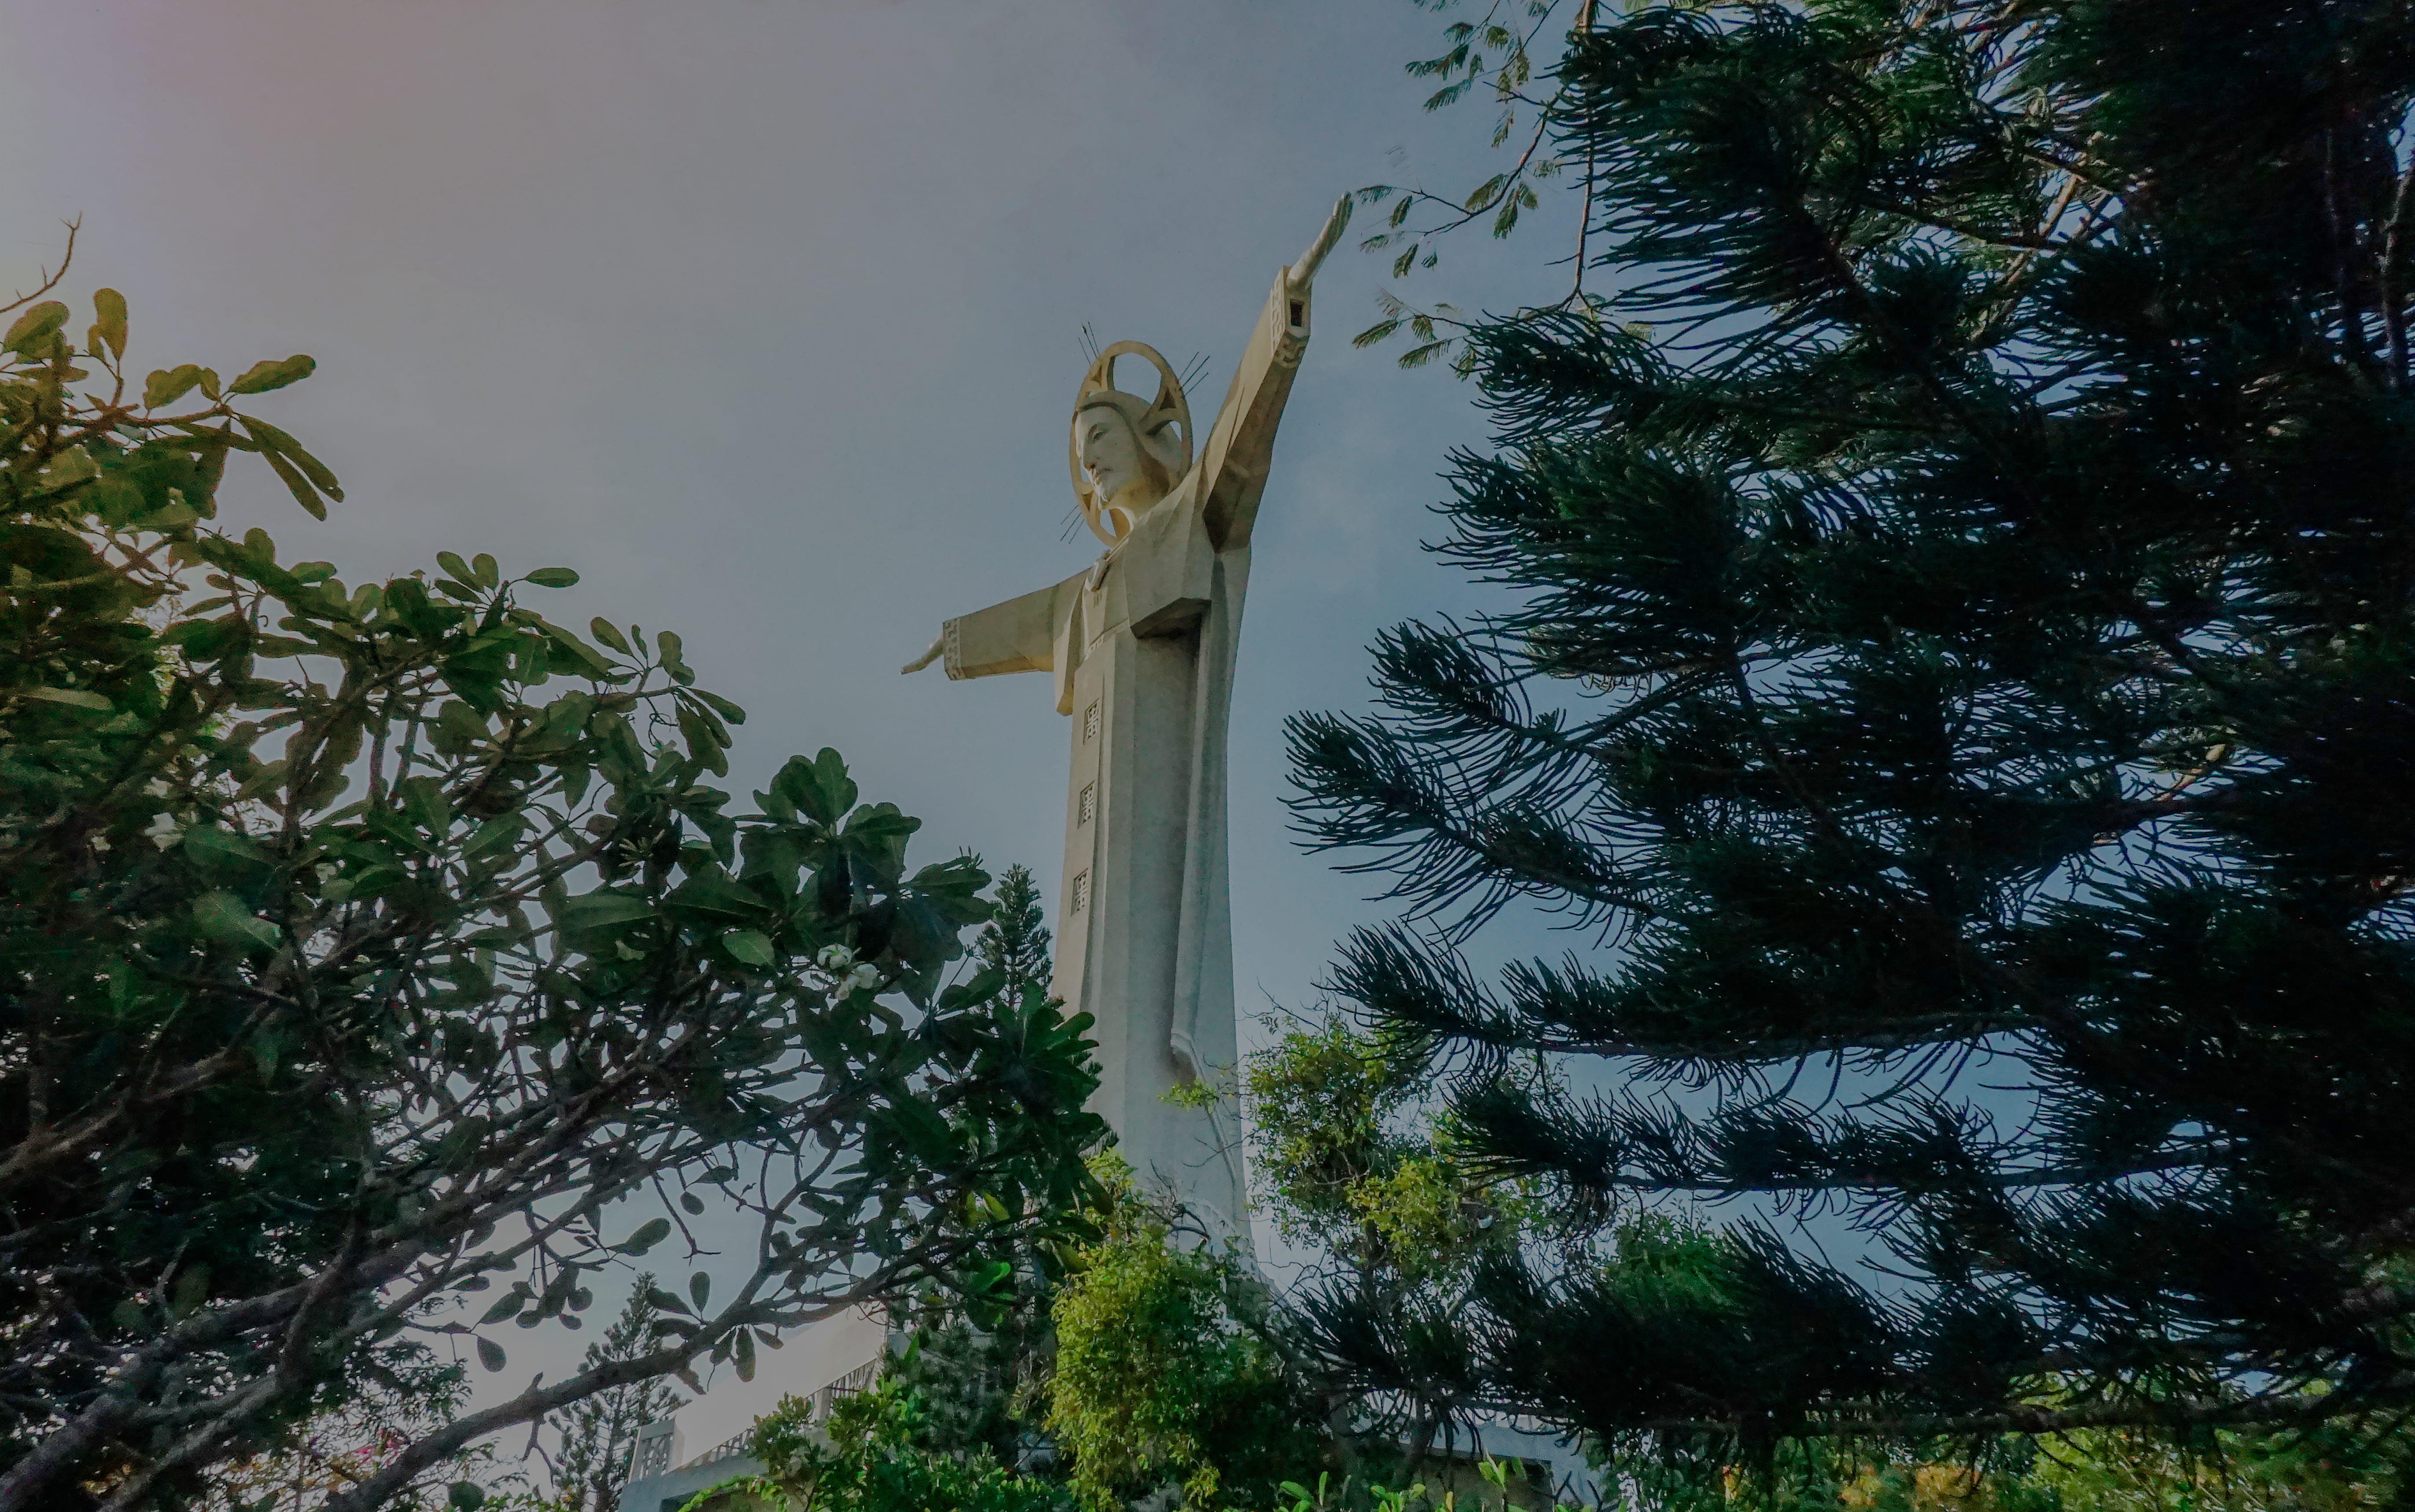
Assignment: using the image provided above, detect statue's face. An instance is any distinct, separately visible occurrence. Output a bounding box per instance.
[1079,404,1155,511]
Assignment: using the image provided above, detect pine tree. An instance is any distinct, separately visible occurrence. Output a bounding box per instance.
[1290,0,2415,1450]
[549,1281,682,1512]
[886,862,1063,1465]
[975,864,1054,1005]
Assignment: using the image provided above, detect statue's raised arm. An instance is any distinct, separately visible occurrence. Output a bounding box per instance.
[1194,195,1351,552]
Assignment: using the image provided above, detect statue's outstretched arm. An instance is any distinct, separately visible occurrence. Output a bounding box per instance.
[1195,195,1351,550]
[901,568,1088,682]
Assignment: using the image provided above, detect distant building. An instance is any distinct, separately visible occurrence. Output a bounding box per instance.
[615,1330,883,1512]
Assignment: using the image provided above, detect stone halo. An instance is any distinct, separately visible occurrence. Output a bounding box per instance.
[1068,340,1193,546]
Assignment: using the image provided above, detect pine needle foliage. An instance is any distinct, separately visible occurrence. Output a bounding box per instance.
[975,864,1056,1008]
[545,1280,682,1512]
[1288,0,2415,1449]
[887,862,1069,1468]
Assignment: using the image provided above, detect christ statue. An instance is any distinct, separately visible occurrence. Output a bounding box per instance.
[903,200,1350,1237]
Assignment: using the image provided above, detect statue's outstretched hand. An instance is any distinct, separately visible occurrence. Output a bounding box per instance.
[901,635,944,675]
[1286,195,1354,296]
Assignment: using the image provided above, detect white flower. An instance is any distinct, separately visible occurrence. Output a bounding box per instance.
[145,812,181,850]
[815,944,854,972]
[844,963,882,994]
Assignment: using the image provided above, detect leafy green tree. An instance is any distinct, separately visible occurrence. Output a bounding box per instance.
[0,263,1106,1512]
[2017,1417,2408,1512]
[1599,1406,2412,1512]
[1244,1016,1534,1469]
[1292,0,2415,1452]
[731,1378,1070,1512]
[546,1280,684,1512]
[1045,1159,1323,1512]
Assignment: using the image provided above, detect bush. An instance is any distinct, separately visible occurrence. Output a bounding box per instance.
[732,1379,1069,1512]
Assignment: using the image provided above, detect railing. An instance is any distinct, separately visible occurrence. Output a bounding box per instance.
[629,1423,677,1482]
[811,1358,880,1420]
[626,1354,887,1487]
[688,1429,758,1468]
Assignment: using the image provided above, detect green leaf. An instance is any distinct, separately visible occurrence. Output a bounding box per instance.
[615,1216,673,1255]
[400,775,452,835]
[449,1483,487,1512]
[536,620,613,677]
[192,891,280,951]
[722,928,774,966]
[557,891,657,931]
[734,1327,757,1382]
[90,288,127,359]
[143,364,205,409]
[22,686,110,711]
[237,416,342,503]
[462,816,525,860]
[589,618,631,655]
[693,688,747,724]
[797,744,855,826]
[667,871,765,924]
[471,552,499,587]
[4,300,68,354]
[525,567,579,588]
[434,698,490,752]
[883,1095,958,1163]
[689,1272,711,1310]
[258,446,327,520]
[181,824,271,871]
[657,629,693,685]
[170,1264,210,1319]
[437,551,478,589]
[228,353,315,394]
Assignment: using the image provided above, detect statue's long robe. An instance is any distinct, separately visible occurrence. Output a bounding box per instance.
[937,271,1312,1236]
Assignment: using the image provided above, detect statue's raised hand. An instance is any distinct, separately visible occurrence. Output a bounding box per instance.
[1285,195,1353,297]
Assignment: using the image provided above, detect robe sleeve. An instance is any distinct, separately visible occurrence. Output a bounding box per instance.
[943,567,1086,681]
[1193,270,1312,552]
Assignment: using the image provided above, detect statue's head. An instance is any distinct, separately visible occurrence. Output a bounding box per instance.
[1077,394,1183,528]
[1069,342,1192,544]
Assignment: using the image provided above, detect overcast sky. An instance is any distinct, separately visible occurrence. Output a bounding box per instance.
[1,0,1579,1453]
